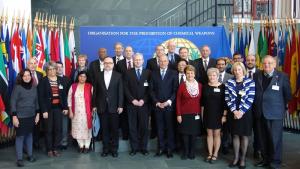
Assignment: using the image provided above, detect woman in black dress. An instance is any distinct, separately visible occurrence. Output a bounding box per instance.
[11,69,40,167]
[225,62,255,169]
[202,68,227,163]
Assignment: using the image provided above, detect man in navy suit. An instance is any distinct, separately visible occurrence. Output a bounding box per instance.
[124,53,151,156]
[253,55,292,169]
[192,45,216,84]
[166,40,180,70]
[150,55,178,158]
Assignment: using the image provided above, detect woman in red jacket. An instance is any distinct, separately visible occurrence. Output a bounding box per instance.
[176,65,202,160]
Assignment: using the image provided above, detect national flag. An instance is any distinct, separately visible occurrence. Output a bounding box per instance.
[277,28,285,69]
[59,27,65,74]
[256,29,263,67]
[0,41,8,86]
[248,28,255,55]
[43,27,49,62]
[68,27,76,70]
[259,32,268,67]
[10,26,23,78]
[288,27,299,115]
[20,27,28,69]
[34,28,46,74]
[0,94,9,136]
[244,27,249,57]
[26,23,33,59]
[239,29,245,60]
[47,28,51,62]
[64,29,71,77]
[283,29,291,75]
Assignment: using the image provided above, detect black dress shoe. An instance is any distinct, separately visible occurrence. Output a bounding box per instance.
[255,160,269,167]
[229,161,239,168]
[155,150,164,157]
[16,160,24,167]
[101,152,108,157]
[253,150,262,159]
[112,152,118,158]
[166,150,173,158]
[239,165,246,169]
[129,150,137,156]
[27,156,36,162]
[141,150,149,156]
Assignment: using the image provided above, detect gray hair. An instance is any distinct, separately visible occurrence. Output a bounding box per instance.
[207,67,220,77]
[45,61,57,72]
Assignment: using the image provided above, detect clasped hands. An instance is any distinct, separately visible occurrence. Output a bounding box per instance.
[233,110,244,119]
[155,101,170,109]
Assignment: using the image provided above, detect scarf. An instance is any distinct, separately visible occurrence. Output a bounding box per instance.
[185,79,199,97]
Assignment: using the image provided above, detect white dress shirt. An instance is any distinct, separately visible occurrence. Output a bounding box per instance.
[115,55,124,64]
[104,70,112,89]
[178,72,186,83]
[99,59,104,71]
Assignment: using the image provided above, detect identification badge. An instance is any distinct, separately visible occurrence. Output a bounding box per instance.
[59,84,63,89]
[238,90,246,96]
[214,88,220,92]
[195,115,200,120]
[272,85,279,91]
[144,82,149,86]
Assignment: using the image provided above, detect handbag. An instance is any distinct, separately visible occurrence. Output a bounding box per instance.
[92,110,100,137]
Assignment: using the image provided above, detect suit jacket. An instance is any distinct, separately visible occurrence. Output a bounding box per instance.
[222,72,234,84]
[116,59,132,75]
[38,76,68,113]
[89,59,103,84]
[167,53,180,70]
[112,56,124,71]
[253,70,292,119]
[146,58,160,71]
[70,67,91,83]
[124,68,151,105]
[150,69,178,106]
[192,57,216,84]
[36,71,43,83]
[92,71,123,114]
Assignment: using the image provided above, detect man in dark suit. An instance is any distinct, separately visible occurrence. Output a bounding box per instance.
[146,44,165,139]
[253,55,292,169]
[112,42,124,66]
[192,45,216,84]
[166,41,180,70]
[245,54,262,160]
[27,57,43,149]
[146,45,165,71]
[216,57,233,155]
[178,47,191,65]
[89,48,108,85]
[92,57,124,158]
[150,55,178,158]
[56,61,71,150]
[116,46,134,140]
[124,53,151,156]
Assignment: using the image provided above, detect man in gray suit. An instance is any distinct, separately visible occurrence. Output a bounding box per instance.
[253,55,292,169]
[216,57,233,154]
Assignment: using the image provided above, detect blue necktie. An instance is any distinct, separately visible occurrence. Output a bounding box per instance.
[136,69,141,80]
[161,69,165,80]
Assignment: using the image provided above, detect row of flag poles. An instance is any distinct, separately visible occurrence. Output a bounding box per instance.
[0,11,77,139]
[226,16,300,131]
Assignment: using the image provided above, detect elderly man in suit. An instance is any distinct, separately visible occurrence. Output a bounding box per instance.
[150,55,178,158]
[92,57,124,158]
[27,57,43,149]
[192,45,216,84]
[216,57,233,155]
[166,41,180,70]
[124,53,151,156]
[253,55,291,169]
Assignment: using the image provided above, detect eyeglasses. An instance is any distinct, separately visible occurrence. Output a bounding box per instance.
[104,62,113,65]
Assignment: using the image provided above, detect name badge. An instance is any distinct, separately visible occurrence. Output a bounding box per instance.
[195,115,200,120]
[238,90,246,96]
[272,85,279,91]
[144,82,149,86]
[214,88,220,92]
[59,84,63,89]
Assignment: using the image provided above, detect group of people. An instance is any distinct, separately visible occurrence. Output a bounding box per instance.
[10,41,291,169]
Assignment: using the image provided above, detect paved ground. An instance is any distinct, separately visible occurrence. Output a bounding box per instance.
[0,132,299,169]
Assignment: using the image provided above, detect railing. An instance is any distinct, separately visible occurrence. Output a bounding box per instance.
[145,0,234,26]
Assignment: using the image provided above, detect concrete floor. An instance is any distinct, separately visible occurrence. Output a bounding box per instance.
[0,132,299,169]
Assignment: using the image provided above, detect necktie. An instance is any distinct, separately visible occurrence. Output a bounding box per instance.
[180,74,184,84]
[161,69,165,80]
[248,70,252,79]
[127,61,131,70]
[171,54,175,63]
[218,74,222,83]
[32,73,38,86]
[203,59,208,71]
[137,69,141,80]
